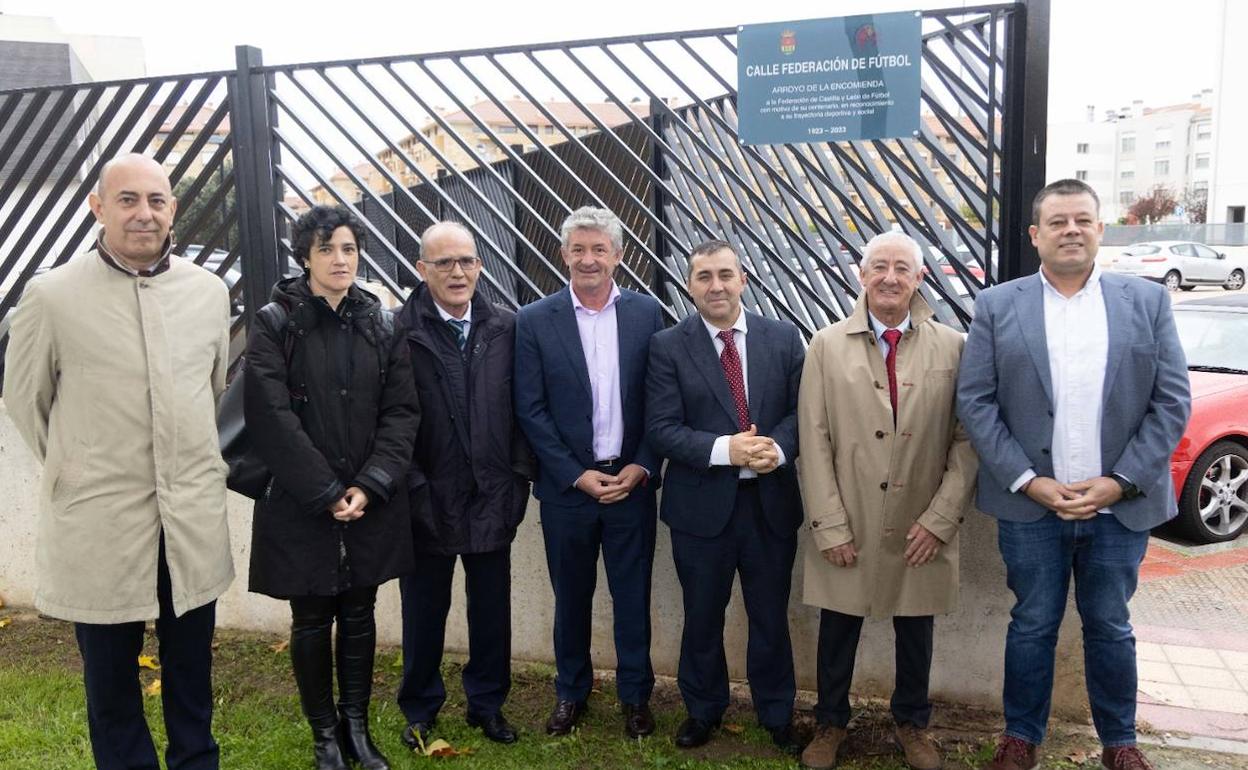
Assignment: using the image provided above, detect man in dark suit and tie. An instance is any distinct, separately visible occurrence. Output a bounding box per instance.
[646,240,806,755]
[514,206,665,738]
[957,179,1190,770]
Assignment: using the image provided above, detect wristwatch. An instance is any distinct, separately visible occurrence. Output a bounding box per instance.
[1110,473,1142,500]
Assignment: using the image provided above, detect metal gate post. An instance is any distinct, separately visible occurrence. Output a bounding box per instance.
[999,0,1050,281]
[648,98,669,298]
[229,45,284,322]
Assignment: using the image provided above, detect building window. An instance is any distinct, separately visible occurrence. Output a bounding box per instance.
[1195,153,1210,170]
[1120,133,1135,154]
[1076,143,1089,154]
[1154,127,1172,151]
[1120,170,1134,181]
[1154,159,1170,176]
[1119,191,1135,205]
[1193,180,1209,192]
[1075,170,1088,181]
[1196,123,1212,141]
[495,124,517,134]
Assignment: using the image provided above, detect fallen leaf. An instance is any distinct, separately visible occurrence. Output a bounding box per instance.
[270,640,289,653]
[0,595,6,609]
[138,655,160,671]
[723,722,745,735]
[0,618,11,629]
[1066,749,1089,764]
[143,679,162,696]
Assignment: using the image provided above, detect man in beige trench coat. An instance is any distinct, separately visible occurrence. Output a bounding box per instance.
[797,231,978,770]
[4,154,233,769]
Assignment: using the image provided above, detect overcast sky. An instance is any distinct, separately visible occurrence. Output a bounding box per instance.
[0,0,1224,124]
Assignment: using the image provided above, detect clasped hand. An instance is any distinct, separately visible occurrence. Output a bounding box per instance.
[728,424,780,474]
[329,486,369,522]
[575,463,648,505]
[1024,475,1123,520]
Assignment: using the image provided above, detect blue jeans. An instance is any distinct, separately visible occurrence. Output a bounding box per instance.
[997,513,1148,747]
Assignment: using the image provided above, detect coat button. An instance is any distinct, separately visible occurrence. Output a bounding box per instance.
[1041,448,1050,455]
[812,519,820,527]
[1047,410,1054,417]
[875,430,885,439]
[874,380,883,389]
[880,481,888,490]
[340,323,348,331]
[339,389,347,396]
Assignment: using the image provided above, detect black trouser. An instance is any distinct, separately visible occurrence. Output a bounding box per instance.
[288,585,379,727]
[74,538,219,770]
[814,609,934,729]
[397,548,512,723]
[670,483,798,729]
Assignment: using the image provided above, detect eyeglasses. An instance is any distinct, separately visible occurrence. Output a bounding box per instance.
[421,256,481,273]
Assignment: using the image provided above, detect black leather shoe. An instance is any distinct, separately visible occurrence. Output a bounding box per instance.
[337,717,390,770]
[622,702,655,738]
[768,722,806,756]
[467,711,518,744]
[400,721,434,751]
[674,716,720,748]
[545,699,587,736]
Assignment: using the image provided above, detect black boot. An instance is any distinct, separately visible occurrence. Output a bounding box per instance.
[336,587,389,770]
[290,598,349,770]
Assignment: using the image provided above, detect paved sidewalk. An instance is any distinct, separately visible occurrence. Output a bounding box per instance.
[1133,537,1248,743]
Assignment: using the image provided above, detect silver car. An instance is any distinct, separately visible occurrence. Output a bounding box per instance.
[1109,241,1246,292]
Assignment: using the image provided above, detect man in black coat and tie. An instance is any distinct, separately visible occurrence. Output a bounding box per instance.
[645,240,806,755]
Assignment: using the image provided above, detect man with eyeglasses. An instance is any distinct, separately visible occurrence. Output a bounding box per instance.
[395,221,533,749]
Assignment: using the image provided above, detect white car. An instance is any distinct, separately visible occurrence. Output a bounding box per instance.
[1108,241,1245,292]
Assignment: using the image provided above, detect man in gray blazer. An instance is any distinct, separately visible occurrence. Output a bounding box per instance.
[956,179,1190,770]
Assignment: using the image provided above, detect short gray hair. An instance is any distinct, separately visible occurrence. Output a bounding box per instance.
[560,206,623,252]
[862,231,923,271]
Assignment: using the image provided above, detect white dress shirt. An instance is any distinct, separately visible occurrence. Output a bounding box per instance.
[1010,267,1111,511]
[868,311,911,359]
[571,283,624,463]
[433,300,473,337]
[705,311,787,478]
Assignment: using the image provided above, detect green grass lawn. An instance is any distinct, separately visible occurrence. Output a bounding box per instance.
[0,612,1240,769]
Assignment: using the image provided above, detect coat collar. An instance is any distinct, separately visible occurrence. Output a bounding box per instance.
[845,290,934,336]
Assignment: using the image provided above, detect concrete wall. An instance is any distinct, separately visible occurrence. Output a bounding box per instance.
[0,401,1091,717]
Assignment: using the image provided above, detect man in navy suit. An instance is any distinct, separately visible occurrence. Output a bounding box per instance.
[957,179,1190,770]
[646,240,806,755]
[514,207,665,738]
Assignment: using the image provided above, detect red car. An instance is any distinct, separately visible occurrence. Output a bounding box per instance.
[1168,294,1248,543]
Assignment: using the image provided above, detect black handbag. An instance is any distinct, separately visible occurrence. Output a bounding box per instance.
[218,302,295,499]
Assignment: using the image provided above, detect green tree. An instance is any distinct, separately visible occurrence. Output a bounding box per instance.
[173,167,238,249]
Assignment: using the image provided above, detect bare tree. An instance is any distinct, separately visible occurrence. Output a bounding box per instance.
[1182,187,1208,224]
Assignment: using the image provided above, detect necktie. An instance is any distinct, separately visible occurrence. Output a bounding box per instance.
[718,329,750,431]
[447,318,468,351]
[882,328,902,420]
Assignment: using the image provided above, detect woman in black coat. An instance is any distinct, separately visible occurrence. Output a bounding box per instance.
[245,205,419,770]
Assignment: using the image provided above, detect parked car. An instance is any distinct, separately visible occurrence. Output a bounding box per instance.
[1109,241,1245,292]
[1166,294,1248,543]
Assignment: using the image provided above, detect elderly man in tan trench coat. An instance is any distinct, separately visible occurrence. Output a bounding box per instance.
[797,231,977,770]
[4,154,233,769]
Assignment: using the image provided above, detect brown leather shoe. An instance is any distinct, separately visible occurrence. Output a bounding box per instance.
[800,724,847,770]
[1102,745,1155,770]
[895,724,942,770]
[982,736,1038,770]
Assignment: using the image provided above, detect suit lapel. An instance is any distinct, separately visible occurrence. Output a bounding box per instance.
[744,313,766,423]
[551,289,592,399]
[1101,276,1133,411]
[682,315,740,427]
[615,291,634,409]
[1017,276,1054,405]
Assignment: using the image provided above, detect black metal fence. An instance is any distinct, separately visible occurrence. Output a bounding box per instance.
[0,1,1049,380]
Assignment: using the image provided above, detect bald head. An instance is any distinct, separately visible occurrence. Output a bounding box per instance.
[96,153,172,198]
[89,153,177,268]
